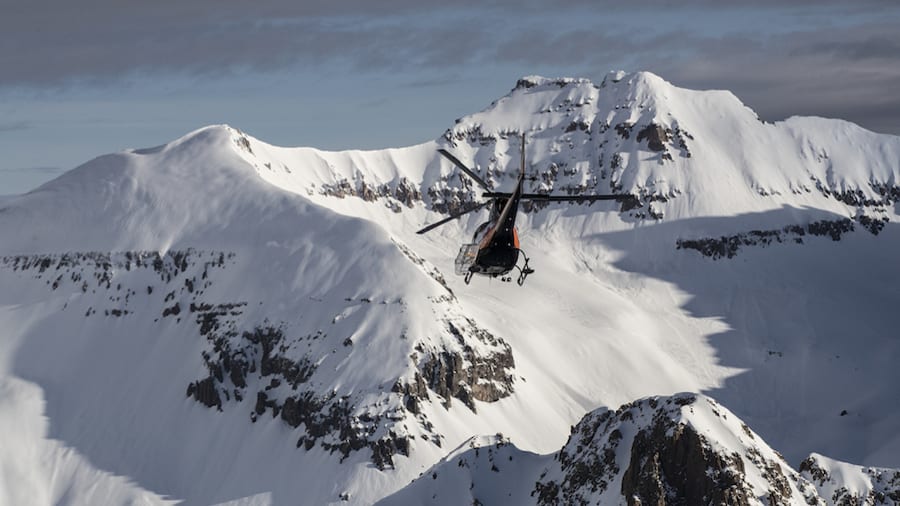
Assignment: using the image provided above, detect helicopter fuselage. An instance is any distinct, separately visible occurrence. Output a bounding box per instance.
[457,187,534,284]
[468,197,521,275]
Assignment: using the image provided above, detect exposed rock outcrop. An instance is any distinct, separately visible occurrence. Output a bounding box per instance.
[676,218,862,259]
[534,393,822,505]
[620,415,751,505]
[393,318,515,414]
[636,123,670,152]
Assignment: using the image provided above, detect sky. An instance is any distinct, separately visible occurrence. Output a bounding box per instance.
[2,0,899,194]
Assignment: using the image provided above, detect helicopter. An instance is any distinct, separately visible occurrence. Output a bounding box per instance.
[416,134,634,285]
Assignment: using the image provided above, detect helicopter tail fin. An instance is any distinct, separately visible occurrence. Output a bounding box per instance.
[520,133,526,182]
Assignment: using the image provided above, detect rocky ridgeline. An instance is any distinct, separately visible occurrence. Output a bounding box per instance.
[534,394,821,506]
[813,179,900,210]
[445,123,515,147]
[0,249,233,317]
[318,176,422,212]
[392,239,453,295]
[392,317,515,414]
[676,217,890,259]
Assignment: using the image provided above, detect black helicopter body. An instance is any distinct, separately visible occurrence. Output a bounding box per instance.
[417,135,632,285]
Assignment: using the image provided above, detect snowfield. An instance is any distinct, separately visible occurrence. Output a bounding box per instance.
[0,71,898,505]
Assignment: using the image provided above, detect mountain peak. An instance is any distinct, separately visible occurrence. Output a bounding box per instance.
[534,393,821,505]
[513,74,595,91]
[448,70,694,146]
[381,393,869,505]
[512,70,670,93]
[128,123,245,157]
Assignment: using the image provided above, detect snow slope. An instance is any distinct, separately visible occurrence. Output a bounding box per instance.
[800,452,900,504]
[0,71,898,505]
[0,126,517,504]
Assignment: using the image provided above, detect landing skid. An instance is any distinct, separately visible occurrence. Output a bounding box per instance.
[462,250,534,286]
[514,250,535,286]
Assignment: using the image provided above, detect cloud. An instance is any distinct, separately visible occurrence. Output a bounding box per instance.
[0,120,31,133]
[484,11,900,133]
[639,22,900,133]
[3,2,886,84]
[2,2,896,86]
[0,2,496,86]
[2,2,898,134]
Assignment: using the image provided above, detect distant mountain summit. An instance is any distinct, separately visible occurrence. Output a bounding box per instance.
[445,70,900,224]
[0,73,897,505]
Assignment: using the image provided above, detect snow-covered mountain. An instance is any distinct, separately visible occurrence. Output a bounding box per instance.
[0,71,898,505]
[381,393,826,505]
[381,394,900,505]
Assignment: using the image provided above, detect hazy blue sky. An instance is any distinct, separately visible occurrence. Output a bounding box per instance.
[2,0,899,194]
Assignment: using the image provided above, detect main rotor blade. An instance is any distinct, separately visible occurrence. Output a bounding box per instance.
[416,200,492,234]
[518,193,634,202]
[519,133,526,181]
[437,149,491,191]
[480,192,634,202]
